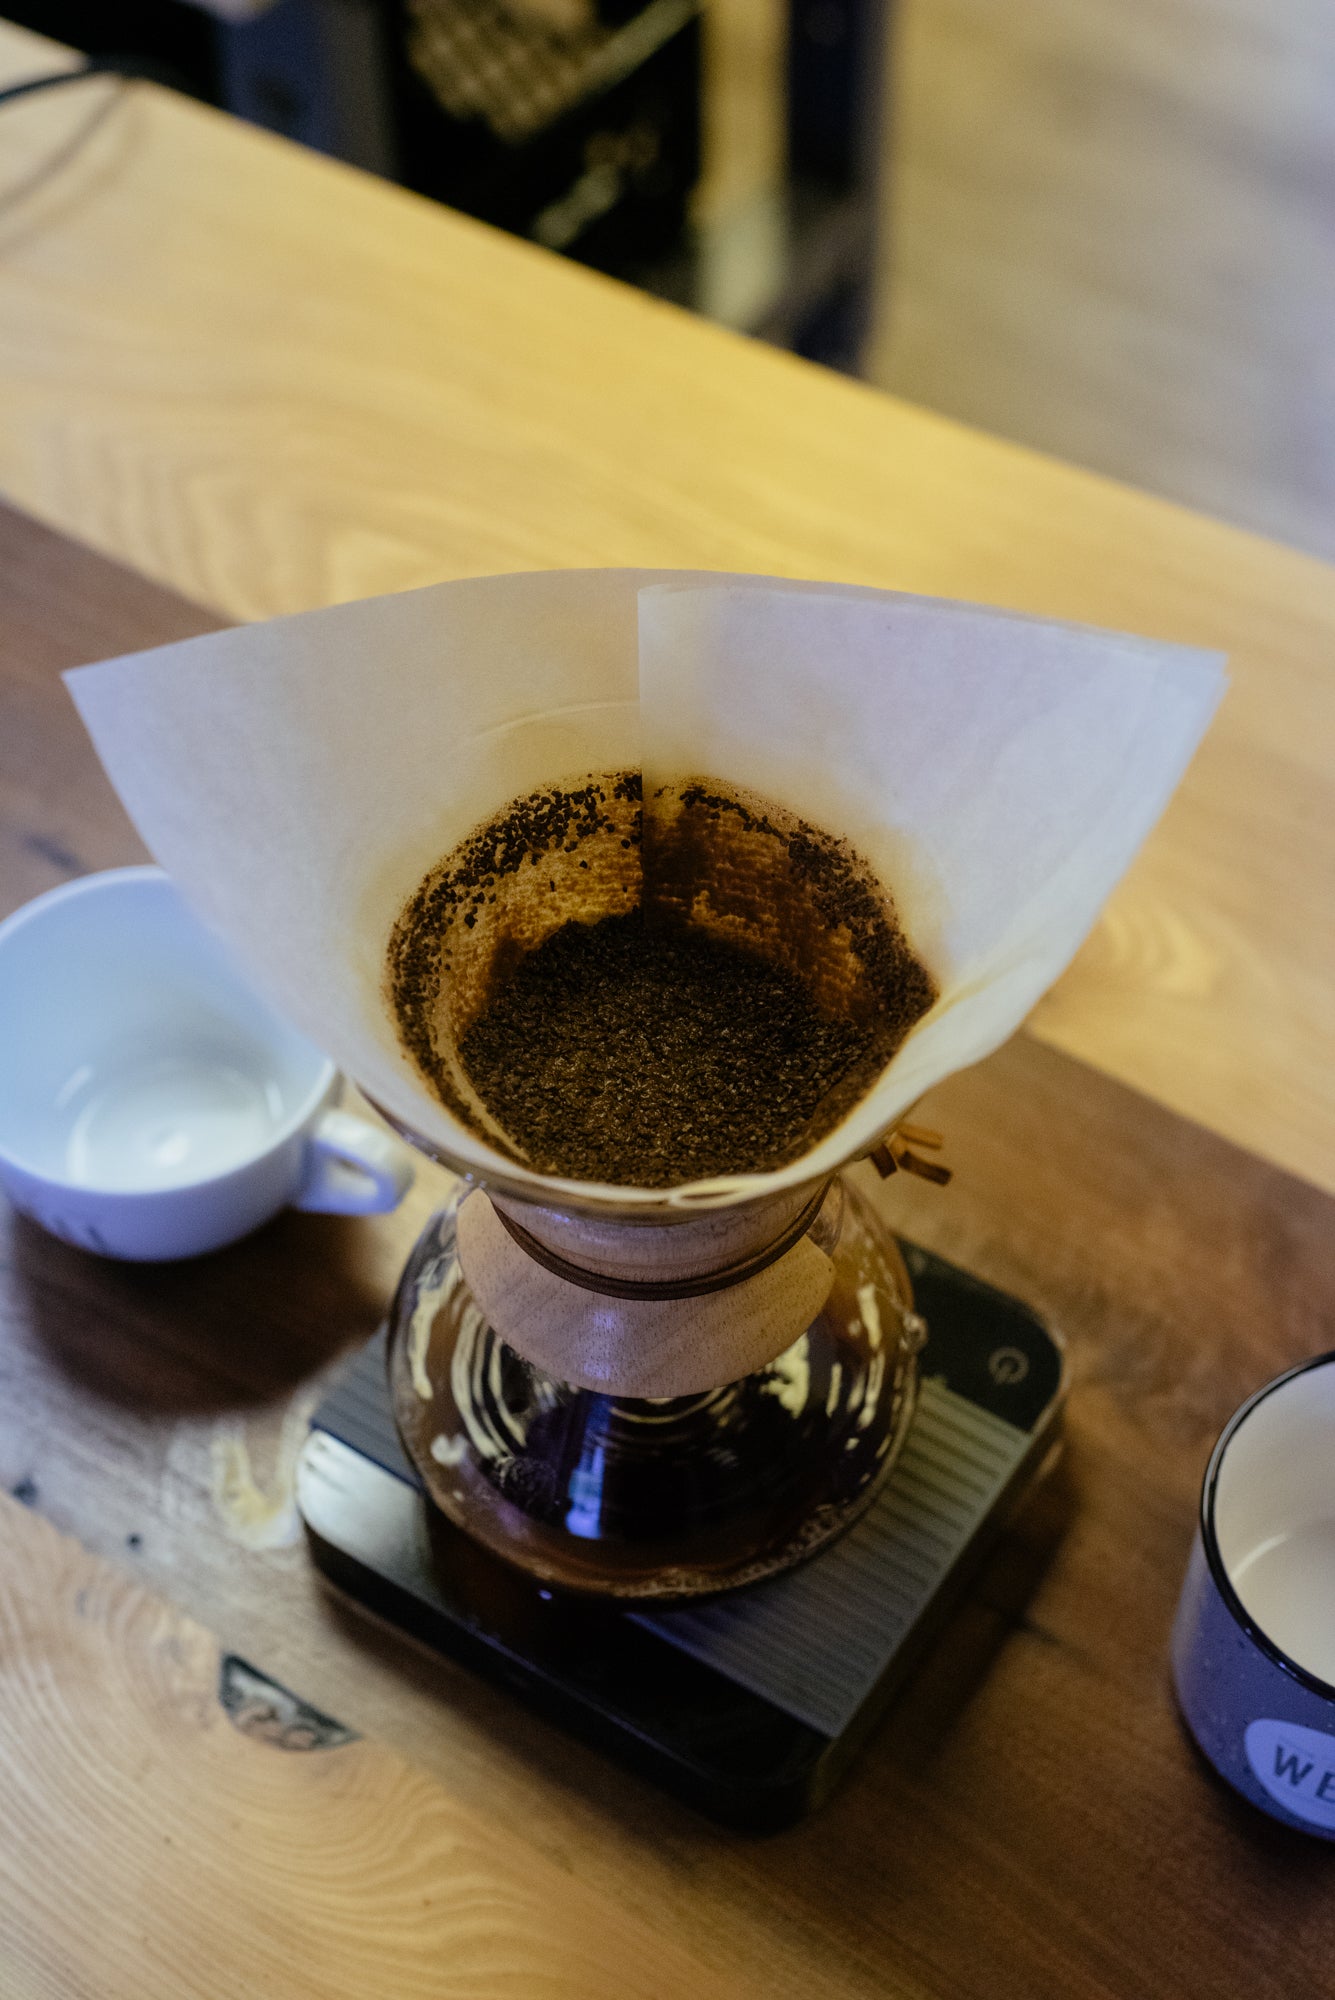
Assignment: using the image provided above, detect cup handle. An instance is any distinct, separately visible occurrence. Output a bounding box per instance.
[295,1109,414,1216]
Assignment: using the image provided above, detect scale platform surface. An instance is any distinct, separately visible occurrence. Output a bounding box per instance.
[298,1241,1065,1829]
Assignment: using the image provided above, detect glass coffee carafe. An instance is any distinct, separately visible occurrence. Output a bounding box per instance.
[386,1166,925,1601]
[377,770,941,1602]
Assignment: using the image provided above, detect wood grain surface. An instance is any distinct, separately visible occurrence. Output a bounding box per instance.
[2,21,1335,1202]
[3,507,1335,1998]
[0,1493,759,2000]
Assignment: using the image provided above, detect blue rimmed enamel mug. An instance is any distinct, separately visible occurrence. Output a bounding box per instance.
[1172,1350,1335,1837]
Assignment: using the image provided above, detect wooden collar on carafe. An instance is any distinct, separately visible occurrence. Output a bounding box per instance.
[490,1181,830,1300]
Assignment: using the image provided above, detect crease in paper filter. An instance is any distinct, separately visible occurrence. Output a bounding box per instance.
[64,568,1225,1207]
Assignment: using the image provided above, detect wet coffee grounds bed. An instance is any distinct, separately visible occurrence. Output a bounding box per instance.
[459,910,883,1186]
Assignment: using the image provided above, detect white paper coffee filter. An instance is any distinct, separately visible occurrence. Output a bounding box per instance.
[66,568,1225,1209]
[637,582,1225,1187]
[67,570,657,1185]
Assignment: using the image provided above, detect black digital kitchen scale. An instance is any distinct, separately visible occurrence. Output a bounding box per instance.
[297,1241,1065,1829]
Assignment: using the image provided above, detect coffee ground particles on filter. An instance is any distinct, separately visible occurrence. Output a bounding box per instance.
[458,910,883,1186]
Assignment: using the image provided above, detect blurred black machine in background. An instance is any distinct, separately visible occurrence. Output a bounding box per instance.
[6,0,885,370]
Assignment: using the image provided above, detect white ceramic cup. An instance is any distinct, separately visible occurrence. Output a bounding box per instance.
[0,867,413,1260]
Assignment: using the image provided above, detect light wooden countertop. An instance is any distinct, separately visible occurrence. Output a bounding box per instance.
[1,19,1334,1199]
[5,493,1335,1999]
[0,1489,759,2000]
[4,65,1335,1978]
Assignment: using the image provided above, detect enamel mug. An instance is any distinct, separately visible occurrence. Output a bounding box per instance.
[1172,1351,1335,1837]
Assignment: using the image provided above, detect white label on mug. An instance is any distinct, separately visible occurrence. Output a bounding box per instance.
[1245,1718,1335,1829]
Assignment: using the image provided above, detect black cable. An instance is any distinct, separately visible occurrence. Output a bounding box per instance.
[0,54,181,112]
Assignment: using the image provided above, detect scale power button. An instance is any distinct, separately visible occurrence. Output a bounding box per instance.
[988,1346,1030,1386]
